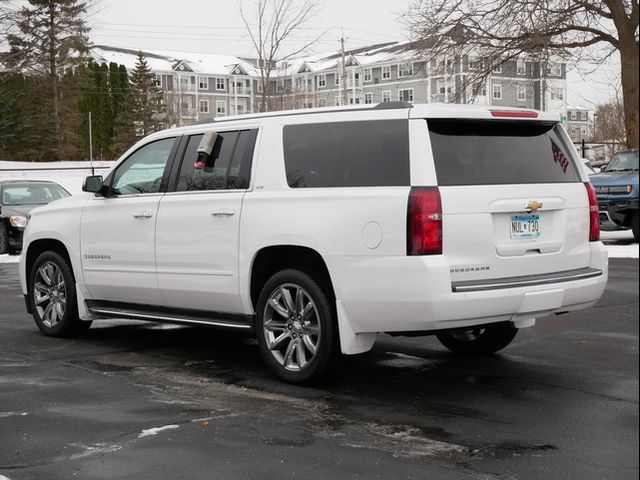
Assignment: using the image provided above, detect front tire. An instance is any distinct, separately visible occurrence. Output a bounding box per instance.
[29,251,91,337]
[436,324,518,355]
[256,269,339,384]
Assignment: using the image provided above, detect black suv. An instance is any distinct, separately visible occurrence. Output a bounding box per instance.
[0,180,70,254]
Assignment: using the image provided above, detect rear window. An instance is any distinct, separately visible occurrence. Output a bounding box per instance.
[428,120,580,186]
[283,120,409,188]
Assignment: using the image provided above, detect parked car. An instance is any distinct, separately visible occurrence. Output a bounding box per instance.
[0,180,70,254]
[581,158,599,175]
[589,149,639,241]
[19,103,608,383]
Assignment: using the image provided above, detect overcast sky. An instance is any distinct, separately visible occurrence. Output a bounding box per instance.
[89,0,621,108]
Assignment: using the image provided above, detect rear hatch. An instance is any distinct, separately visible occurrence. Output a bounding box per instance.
[427,119,591,283]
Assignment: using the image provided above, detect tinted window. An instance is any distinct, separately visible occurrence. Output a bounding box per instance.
[428,120,580,186]
[112,138,175,195]
[176,130,256,191]
[283,120,409,188]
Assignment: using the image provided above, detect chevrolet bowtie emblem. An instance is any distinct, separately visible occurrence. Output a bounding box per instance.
[526,201,543,212]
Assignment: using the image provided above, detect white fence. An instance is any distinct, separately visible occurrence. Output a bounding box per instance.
[0,161,115,194]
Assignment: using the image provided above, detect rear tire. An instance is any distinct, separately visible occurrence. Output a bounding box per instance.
[256,269,339,384]
[436,324,518,355]
[29,251,92,337]
[632,212,639,243]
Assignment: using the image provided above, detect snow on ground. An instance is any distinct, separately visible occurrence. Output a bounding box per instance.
[601,230,639,259]
[0,255,19,264]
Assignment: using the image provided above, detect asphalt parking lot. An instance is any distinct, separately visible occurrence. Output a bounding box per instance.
[0,258,638,480]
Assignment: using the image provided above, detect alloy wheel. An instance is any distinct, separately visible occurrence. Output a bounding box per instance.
[262,283,321,372]
[33,261,66,328]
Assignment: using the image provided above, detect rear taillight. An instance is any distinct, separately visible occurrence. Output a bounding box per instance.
[585,182,600,242]
[407,187,442,255]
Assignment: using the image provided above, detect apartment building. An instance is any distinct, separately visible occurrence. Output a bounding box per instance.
[91,42,568,126]
[564,106,591,142]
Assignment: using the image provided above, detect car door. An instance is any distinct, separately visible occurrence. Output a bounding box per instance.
[155,128,257,313]
[80,137,178,304]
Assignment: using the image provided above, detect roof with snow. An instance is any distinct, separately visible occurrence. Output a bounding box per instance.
[90,41,422,78]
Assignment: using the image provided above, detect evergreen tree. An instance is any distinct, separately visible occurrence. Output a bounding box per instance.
[111,64,136,155]
[0,73,56,161]
[3,0,90,158]
[130,52,165,136]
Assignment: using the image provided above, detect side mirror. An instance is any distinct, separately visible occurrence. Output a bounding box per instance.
[82,175,105,194]
[197,131,219,156]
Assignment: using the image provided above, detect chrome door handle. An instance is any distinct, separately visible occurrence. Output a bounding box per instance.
[133,212,153,219]
[211,209,235,217]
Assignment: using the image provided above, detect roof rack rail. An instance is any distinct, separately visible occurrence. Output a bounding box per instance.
[373,101,413,110]
[195,117,216,125]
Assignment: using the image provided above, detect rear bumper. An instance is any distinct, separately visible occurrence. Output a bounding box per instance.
[330,243,608,335]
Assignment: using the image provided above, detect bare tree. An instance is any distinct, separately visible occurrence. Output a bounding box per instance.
[406,0,639,149]
[238,0,323,112]
[593,96,626,144]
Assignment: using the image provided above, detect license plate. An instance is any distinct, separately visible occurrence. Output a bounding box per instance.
[511,214,541,240]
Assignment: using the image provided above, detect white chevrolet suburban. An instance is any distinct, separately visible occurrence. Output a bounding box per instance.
[19,103,608,383]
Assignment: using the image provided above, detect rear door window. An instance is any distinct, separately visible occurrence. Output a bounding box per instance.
[428,120,580,186]
[283,120,409,188]
[176,130,257,191]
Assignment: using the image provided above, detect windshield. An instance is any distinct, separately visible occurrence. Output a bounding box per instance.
[606,150,639,172]
[1,184,70,206]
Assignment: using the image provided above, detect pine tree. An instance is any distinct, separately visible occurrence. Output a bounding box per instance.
[111,64,136,155]
[130,52,165,137]
[0,73,55,161]
[3,0,90,158]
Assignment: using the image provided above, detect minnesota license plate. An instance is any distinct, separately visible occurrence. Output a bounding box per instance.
[511,214,541,240]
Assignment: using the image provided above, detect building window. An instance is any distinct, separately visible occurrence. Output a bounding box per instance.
[152,73,162,88]
[236,104,245,115]
[382,66,391,80]
[199,77,209,90]
[335,95,341,106]
[516,58,526,75]
[215,78,225,91]
[364,92,373,104]
[318,98,326,107]
[547,62,562,77]
[581,111,588,121]
[570,111,576,120]
[257,80,263,93]
[216,100,226,116]
[469,57,483,71]
[363,68,372,83]
[199,100,209,114]
[492,63,502,74]
[381,90,391,103]
[398,88,414,102]
[492,84,502,100]
[335,73,341,86]
[517,85,526,101]
[550,87,564,100]
[317,74,326,88]
[397,62,413,78]
[571,126,578,137]
[581,126,588,136]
